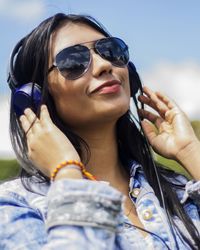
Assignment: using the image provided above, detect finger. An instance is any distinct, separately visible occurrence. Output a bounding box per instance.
[141,120,157,146]
[142,86,169,116]
[155,91,176,109]
[40,105,52,125]
[20,116,36,157]
[138,95,157,117]
[139,109,163,128]
[138,94,156,107]
[165,106,185,125]
[24,108,41,133]
[138,94,160,113]
[19,115,32,134]
[143,86,169,110]
[24,108,38,124]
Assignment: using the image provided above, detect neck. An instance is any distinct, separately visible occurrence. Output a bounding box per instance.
[74,123,129,193]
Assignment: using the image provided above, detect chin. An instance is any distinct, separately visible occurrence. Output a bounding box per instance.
[114,104,129,119]
[100,99,130,122]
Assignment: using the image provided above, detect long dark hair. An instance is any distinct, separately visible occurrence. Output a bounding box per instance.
[9,13,200,249]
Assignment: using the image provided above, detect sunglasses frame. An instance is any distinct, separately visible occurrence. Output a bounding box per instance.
[48,37,129,80]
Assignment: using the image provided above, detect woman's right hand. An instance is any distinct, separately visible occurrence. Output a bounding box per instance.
[20,105,81,178]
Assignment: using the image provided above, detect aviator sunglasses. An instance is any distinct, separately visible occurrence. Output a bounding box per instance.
[48,37,129,80]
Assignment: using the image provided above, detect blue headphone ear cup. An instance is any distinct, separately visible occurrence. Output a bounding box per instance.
[128,61,141,97]
[12,82,42,117]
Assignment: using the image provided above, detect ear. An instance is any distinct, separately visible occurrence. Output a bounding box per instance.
[128,61,141,97]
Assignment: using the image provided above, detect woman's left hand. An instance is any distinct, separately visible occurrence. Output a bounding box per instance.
[138,86,199,164]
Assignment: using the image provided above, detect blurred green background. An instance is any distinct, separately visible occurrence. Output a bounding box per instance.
[0,121,199,181]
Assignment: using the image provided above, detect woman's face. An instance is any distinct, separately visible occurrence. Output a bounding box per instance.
[48,22,130,130]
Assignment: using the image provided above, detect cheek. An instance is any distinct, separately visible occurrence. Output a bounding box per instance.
[53,90,84,122]
[48,75,97,127]
[48,67,131,128]
[51,88,93,128]
[125,76,131,98]
[118,67,130,97]
[48,77,80,121]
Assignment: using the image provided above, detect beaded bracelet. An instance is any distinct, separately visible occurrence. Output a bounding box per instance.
[50,160,97,181]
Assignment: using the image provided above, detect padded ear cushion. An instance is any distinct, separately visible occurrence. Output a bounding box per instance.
[128,61,141,97]
[12,82,42,117]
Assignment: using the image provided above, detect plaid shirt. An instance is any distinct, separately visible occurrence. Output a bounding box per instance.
[0,160,199,249]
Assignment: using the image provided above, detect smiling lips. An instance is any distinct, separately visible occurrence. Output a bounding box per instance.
[91,80,121,94]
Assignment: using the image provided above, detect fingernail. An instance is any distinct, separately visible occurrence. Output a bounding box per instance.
[24,108,31,114]
[41,104,46,110]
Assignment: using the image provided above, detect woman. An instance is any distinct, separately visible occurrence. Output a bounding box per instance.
[0,13,199,249]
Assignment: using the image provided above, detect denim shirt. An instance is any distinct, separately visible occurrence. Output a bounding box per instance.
[0,161,199,250]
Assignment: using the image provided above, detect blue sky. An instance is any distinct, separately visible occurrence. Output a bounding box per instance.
[1,0,200,93]
[0,0,200,157]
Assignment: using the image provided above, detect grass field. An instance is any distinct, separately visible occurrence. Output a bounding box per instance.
[0,159,20,181]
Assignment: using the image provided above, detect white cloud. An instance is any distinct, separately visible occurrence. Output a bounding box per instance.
[0,0,45,22]
[0,95,15,158]
[141,61,200,120]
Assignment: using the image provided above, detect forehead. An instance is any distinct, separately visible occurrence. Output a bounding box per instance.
[51,22,106,56]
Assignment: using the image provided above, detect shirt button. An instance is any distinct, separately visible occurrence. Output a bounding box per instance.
[130,188,140,198]
[124,223,131,229]
[142,209,153,220]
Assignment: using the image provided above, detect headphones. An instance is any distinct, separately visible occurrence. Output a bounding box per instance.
[7,39,141,117]
[7,38,42,117]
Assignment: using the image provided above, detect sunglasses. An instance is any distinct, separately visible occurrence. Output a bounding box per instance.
[48,37,129,80]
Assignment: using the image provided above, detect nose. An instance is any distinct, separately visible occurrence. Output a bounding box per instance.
[91,50,112,77]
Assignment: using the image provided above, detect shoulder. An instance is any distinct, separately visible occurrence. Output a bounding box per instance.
[0,178,48,214]
[0,178,26,192]
[0,178,28,202]
[159,168,200,207]
[0,179,48,248]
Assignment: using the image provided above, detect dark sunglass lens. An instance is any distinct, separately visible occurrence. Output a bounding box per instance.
[96,38,129,66]
[55,45,90,79]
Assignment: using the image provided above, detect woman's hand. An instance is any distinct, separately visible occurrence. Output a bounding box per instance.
[20,105,81,178]
[138,87,200,179]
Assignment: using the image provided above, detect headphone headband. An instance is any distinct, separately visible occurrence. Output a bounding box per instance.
[7,37,42,117]
[8,38,26,90]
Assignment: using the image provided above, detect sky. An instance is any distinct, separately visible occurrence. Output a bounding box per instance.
[0,0,200,158]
